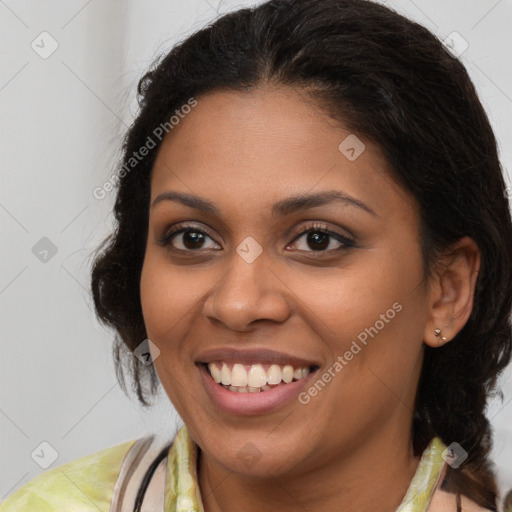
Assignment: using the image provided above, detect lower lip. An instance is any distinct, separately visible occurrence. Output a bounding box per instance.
[197,364,318,415]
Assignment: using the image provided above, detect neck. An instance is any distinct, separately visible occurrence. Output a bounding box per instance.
[198,426,421,512]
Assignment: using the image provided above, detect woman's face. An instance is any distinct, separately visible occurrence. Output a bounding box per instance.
[140,86,430,478]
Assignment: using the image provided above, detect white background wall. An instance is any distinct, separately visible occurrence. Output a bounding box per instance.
[1,0,511,503]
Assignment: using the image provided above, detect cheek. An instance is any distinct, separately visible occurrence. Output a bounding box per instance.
[139,249,224,363]
[298,244,427,368]
[140,250,190,342]
[294,260,427,432]
[139,251,200,412]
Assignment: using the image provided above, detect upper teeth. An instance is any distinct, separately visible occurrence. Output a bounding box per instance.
[207,362,311,388]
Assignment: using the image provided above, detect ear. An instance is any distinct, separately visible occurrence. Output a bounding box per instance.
[423,236,481,348]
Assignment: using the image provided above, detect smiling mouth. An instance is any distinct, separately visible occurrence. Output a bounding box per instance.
[204,361,319,393]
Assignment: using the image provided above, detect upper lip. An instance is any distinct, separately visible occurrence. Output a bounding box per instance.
[195,347,320,368]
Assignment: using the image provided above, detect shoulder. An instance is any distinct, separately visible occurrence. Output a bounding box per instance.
[426,456,498,512]
[428,486,495,512]
[0,437,141,512]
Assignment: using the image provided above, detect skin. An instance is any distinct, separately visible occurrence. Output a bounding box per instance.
[139,85,480,512]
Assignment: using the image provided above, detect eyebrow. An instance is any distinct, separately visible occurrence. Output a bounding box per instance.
[151,190,377,217]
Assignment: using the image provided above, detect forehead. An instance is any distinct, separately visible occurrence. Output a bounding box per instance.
[149,86,415,221]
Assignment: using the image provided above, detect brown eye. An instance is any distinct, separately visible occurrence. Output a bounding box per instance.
[288,224,355,252]
[305,231,330,250]
[180,230,207,249]
[158,224,221,251]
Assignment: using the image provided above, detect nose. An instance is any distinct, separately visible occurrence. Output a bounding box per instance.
[202,245,291,332]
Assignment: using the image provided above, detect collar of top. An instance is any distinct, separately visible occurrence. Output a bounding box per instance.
[164,426,446,512]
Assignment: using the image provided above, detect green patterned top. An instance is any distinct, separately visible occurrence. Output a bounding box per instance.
[0,425,447,511]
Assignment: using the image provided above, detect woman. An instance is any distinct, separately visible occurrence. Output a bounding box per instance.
[2,0,511,510]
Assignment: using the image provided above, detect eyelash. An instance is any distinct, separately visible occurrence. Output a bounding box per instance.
[157,221,356,254]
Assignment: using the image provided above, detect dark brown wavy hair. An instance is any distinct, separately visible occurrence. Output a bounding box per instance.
[90,0,512,508]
